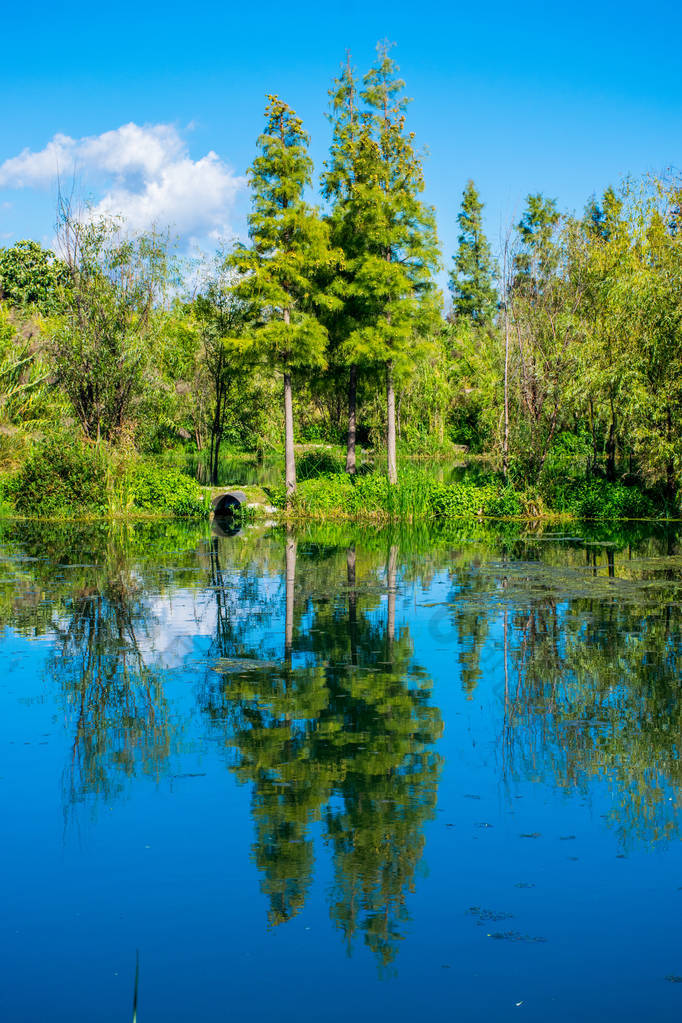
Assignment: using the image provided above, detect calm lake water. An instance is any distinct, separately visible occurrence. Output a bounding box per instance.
[2,518,682,1021]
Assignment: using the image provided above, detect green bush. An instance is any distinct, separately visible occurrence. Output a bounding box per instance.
[8,438,110,516]
[270,467,656,522]
[547,477,656,520]
[6,438,210,518]
[430,481,522,519]
[272,470,524,521]
[270,472,354,513]
[125,462,210,518]
[431,481,487,518]
[487,486,524,517]
[296,449,346,480]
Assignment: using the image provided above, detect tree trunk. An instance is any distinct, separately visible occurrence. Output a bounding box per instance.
[211,429,222,486]
[346,363,357,474]
[666,406,676,503]
[606,396,617,482]
[209,380,224,485]
[387,544,398,647]
[588,398,596,478]
[386,360,397,485]
[285,529,297,664]
[347,545,357,667]
[503,299,510,480]
[283,369,296,504]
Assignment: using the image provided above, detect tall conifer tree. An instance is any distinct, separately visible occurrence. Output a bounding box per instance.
[514,193,560,283]
[327,44,439,484]
[449,181,497,324]
[229,96,338,502]
[584,185,623,242]
[322,54,362,473]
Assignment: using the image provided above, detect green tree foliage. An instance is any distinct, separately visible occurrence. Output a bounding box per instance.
[0,240,68,314]
[229,96,339,502]
[194,258,259,483]
[579,181,682,499]
[574,186,629,481]
[584,185,622,242]
[321,54,363,471]
[3,55,682,518]
[508,194,583,476]
[449,180,497,324]
[446,317,501,451]
[50,210,170,442]
[514,193,561,280]
[325,44,441,484]
[144,302,205,453]
[0,303,52,427]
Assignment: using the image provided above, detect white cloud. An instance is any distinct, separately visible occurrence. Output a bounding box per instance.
[0,123,245,243]
[0,132,76,188]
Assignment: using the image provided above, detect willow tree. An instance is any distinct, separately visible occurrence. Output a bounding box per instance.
[594,180,682,498]
[52,208,170,443]
[229,96,338,502]
[508,193,584,476]
[326,45,440,484]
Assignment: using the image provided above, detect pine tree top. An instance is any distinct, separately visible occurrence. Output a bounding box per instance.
[514,193,561,283]
[449,180,497,325]
[320,44,441,374]
[228,96,341,369]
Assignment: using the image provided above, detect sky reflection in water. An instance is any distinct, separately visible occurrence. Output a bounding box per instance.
[1,519,682,1021]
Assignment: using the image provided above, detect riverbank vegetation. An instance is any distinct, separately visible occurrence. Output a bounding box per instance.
[1,44,681,521]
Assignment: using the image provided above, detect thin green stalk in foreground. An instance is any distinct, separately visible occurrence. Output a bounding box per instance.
[132,950,139,1023]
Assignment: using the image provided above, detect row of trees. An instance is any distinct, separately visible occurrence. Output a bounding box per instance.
[226,47,439,499]
[449,177,682,500]
[0,45,440,499]
[1,44,681,504]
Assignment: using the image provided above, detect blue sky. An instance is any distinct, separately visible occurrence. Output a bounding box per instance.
[2,0,681,290]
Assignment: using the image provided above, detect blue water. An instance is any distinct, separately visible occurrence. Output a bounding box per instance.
[1,520,682,1021]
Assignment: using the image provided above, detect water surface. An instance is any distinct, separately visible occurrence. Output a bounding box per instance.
[2,519,682,1021]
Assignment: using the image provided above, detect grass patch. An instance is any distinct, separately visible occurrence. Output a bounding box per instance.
[271,470,522,522]
[270,468,662,523]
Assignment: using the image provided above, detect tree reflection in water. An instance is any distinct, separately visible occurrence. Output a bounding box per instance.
[47,542,172,810]
[201,535,443,968]
[5,520,682,961]
[486,542,682,847]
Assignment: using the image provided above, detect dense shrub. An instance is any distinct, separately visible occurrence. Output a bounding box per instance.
[487,486,524,517]
[271,468,656,521]
[6,438,210,518]
[546,478,656,520]
[125,462,211,518]
[296,449,346,480]
[0,427,31,474]
[430,481,522,518]
[270,472,353,513]
[272,470,524,520]
[8,438,110,516]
